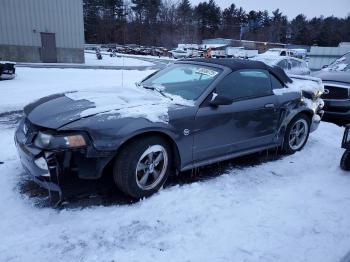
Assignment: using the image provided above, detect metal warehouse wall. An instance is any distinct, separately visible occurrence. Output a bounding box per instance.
[0,0,85,63]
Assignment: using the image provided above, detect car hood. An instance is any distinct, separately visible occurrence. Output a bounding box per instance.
[24,87,194,129]
[312,70,350,84]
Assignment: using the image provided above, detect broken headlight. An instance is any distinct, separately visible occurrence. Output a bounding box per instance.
[34,132,87,149]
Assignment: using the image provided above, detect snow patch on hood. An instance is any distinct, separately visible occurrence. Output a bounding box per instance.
[65,85,194,123]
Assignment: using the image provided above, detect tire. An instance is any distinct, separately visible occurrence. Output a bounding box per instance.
[113,136,172,198]
[340,150,350,171]
[281,114,311,154]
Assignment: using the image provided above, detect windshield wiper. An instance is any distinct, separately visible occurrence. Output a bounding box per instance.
[138,83,173,101]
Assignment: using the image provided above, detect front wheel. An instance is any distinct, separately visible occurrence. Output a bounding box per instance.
[340,150,350,171]
[113,136,172,198]
[282,114,310,154]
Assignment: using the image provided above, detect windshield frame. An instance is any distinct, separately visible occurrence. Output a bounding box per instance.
[141,62,224,101]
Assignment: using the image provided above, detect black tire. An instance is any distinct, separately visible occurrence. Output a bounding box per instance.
[281,114,311,154]
[340,150,350,171]
[113,136,172,198]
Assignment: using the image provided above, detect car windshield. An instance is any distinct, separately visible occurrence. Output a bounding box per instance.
[142,64,221,100]
[327,53,350,72]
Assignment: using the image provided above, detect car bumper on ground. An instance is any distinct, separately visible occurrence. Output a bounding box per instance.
[0,73,16,80]
[0,63,16,80]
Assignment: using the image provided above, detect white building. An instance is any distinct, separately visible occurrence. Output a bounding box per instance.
[0,0,85,63]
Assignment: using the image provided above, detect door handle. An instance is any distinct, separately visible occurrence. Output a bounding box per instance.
[264,103,275,108]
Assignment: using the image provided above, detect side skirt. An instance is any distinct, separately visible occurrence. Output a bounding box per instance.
[181,144,280,171]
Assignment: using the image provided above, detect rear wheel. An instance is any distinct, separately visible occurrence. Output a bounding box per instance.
[282,114,310,154]
[113,136,172,198]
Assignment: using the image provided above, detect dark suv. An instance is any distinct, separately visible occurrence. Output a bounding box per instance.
[15,59,323,199]
[313,52,350,125]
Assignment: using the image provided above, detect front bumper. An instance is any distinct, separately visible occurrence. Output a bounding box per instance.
[14,120,114,200]
[15,128,62,195]
[323,99,350,123]
[310,110,324,132]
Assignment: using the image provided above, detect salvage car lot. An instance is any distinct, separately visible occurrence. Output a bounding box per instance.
[1,67,350,262]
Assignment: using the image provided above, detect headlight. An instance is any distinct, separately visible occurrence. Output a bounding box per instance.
[34,132,87,149]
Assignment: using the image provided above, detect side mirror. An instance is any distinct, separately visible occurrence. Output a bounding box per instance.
[322,65,328,69]
[209,93,232,107]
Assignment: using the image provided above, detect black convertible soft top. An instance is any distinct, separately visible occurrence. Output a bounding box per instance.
[182,58,293,84]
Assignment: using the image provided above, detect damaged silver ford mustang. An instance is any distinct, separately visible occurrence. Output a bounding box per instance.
[15,59,324,199]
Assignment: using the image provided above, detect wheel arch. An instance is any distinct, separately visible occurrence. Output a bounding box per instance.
[102,130,182,178]
[277,108,313,143]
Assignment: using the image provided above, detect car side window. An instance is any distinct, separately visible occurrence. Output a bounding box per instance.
[216,70,272,100]
[270,74,284,89]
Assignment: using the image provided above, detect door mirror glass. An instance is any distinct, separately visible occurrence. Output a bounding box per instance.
[209,93,232,106]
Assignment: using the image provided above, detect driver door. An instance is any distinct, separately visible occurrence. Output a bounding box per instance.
[193,69,280,163]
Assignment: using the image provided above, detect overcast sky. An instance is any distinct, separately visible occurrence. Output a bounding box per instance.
[189,0,350,19]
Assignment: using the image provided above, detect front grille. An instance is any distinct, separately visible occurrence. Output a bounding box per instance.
[322,85,349,99]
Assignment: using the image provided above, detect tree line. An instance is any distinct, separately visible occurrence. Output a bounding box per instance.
[83,0,350,48]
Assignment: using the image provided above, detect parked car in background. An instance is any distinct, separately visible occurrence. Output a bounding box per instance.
[15,59,323,199]
[0,61,16,80]
[252,55,311,75]
[261,48,297,57]
[312,52,350,125]
[169,49,189,59]
[290,49,307,60]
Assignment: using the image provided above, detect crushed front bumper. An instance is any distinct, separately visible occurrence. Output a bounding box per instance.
[14,120,114,201]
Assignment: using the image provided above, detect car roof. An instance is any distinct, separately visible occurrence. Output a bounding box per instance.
[180,58,293,84]
[182,58,269,71]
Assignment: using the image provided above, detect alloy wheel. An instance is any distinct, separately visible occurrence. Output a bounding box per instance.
[135,145,168,190]
[288,119,309,150]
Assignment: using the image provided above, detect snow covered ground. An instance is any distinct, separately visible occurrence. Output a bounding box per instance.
[0,67,154,113]
[0,67,350,262]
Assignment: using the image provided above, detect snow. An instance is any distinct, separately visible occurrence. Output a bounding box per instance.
[1,67,350,262]
[66,87,193,123]
[0,61,16,64]
[323,55,350,72]
[287,74,324,94]
[273,74,324,112]
[251,55,284,66]
[84,52,154,67]
[0,67,154,113]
